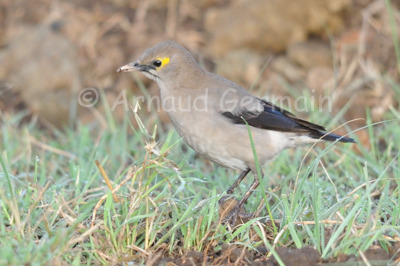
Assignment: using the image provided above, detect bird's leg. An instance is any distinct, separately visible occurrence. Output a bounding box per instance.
[219,169,251,223]
[223,172,262,225]
[236,175,261,211]
[226,169,251,194]
[219,169,250,206]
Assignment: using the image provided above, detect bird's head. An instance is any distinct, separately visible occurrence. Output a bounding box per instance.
[117,41,202,84]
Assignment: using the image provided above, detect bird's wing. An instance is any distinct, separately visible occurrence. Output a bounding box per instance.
[221,98,326,133]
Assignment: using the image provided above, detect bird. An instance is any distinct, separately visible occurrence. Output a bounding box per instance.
[117,41,355,224]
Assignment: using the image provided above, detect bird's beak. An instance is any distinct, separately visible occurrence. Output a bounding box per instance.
[116,61,140,73]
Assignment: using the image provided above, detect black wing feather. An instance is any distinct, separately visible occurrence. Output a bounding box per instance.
[221,99,355,143]
[221,99,325,133]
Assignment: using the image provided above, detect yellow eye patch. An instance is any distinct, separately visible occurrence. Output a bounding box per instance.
[155,57,170,68]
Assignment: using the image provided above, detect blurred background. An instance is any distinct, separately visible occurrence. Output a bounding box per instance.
[0,0,399,146]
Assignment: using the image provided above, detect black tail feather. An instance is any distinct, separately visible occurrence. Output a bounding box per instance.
[309,131,355,143]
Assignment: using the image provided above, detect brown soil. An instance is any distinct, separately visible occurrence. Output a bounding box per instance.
[142,199,400,265]
[147,243,399,265]
[1,0,398,135]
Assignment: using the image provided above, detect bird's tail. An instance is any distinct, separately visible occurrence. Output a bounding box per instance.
[309,131,355,143]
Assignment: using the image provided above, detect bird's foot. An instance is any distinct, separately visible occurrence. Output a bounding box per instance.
[219,196,253,226]
[222,207,254,226]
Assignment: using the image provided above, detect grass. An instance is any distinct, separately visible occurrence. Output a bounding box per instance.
[0,90,399,264]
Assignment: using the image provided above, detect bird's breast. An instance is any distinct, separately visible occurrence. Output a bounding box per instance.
[156,84,291,171]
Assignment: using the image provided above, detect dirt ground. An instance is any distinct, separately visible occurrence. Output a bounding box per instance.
[143,199,399,265]
[151,243,399,265]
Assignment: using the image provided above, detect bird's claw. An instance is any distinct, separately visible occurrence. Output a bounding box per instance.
[219,196,254,226]
[222,207,254,225]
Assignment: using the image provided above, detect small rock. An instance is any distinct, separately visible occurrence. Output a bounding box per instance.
[0,24,81,127]
[288,41,333,70]
[214,49,265,88]
[364,246,390,262]
[270,56,306,82]
[306,66,334,95]
[205,0,351,56]
[271,246,320,266]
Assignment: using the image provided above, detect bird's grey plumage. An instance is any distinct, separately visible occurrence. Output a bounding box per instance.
[117,41,354,222]
[118,40,353,171]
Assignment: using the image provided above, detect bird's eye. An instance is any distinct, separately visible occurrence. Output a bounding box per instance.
[152,60,162,67]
